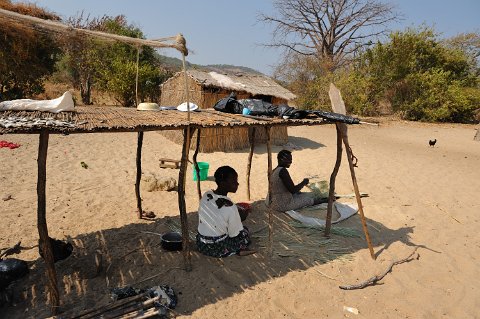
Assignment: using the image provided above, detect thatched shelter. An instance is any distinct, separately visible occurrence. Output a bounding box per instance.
[1,106,376,317]
[160,69,297,152]
[0,8,375,317]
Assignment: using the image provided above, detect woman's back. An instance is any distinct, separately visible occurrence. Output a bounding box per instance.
[198,190,243,238]
[269,167,293,210]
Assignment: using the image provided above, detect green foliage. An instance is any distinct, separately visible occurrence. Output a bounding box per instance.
[57,14,171,106]
[93,17,171,107]
[96,59,167,107]
[346,27,480,122]
[443,32,480,76]
[334,71,378,116]
[0,1,61,100]
[401,69,480,122]
[273,53,335,110]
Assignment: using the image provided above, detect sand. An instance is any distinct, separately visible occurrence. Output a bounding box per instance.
[1,119,479,318]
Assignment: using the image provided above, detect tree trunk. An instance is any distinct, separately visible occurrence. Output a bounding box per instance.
[80,76,92,105]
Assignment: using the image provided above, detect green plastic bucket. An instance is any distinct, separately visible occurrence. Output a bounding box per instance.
[193,162,209,181]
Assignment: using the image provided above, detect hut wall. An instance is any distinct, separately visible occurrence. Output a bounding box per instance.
[251,126,288,145]
[159,76,288,152]
[161,76,204,107]
[158,126,288,153]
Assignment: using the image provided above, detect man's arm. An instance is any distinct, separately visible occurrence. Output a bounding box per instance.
[279,168,308,194]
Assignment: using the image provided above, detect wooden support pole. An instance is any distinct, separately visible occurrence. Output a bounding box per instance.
[181,54,191,122]
[180,50,193,269]
[266,126,273,256]
[135,131,144,219]
[327,82,374,258]
[178,127,193,271]
[341,132,376,260]
[135,46,140,107]
[193,128,202,200]
[246,127,256,201]
[325,124,343,237]
[37,130,59,314]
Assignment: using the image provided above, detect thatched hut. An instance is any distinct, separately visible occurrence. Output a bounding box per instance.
[160,69,297,152]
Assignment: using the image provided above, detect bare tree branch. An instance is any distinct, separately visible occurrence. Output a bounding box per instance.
[259,0,399,70]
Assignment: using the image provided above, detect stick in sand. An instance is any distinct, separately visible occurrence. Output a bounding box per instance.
[339,247,419,290]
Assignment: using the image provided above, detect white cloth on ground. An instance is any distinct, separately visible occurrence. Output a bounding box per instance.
[197,190,243,238]
[285,202,358,227]
[0,91,74,113]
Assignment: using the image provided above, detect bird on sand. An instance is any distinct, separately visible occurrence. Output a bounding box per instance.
[429,139,437,147]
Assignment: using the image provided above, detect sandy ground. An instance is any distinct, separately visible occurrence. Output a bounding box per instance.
[1,119,479,318]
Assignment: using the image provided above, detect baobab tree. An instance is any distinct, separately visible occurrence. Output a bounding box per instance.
[260,0,399,70]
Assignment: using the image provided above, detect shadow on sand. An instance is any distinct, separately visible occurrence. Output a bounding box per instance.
[4,199,428,318]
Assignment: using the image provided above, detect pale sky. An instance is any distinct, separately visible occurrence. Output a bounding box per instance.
[30,0,480,75]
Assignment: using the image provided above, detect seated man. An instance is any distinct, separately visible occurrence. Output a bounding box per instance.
[268,150,326,211]
[196,166,255,257]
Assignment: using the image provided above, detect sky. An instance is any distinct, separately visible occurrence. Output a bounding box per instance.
[30,0,480,75]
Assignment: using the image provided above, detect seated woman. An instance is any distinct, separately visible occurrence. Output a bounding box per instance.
[196,166,255,257]
[268,150,326,211]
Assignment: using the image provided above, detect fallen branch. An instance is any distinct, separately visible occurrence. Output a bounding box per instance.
[339,247,419,290]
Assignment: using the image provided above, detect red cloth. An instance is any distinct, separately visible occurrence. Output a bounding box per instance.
[0,140,21,149]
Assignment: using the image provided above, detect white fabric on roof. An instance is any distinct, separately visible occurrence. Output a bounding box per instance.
[0,91,74,113]
[209,72,247,90]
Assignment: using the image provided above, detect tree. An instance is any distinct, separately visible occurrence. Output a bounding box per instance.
[260,0,398,70]
[344,27,480,122]
[59,14,171,106]
[444,32,480,76]
[273,51,334,109]
[59,13,110,105]
[91,16,169,107]
[0,0,61,100]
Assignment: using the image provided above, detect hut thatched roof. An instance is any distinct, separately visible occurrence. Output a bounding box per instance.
[163,69,297,101]
[0,106,326,135]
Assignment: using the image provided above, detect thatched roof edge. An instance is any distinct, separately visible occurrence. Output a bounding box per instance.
[163,70,296,101]
[0,107,327,135]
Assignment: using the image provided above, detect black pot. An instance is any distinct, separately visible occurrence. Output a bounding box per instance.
[161,232,183,251]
